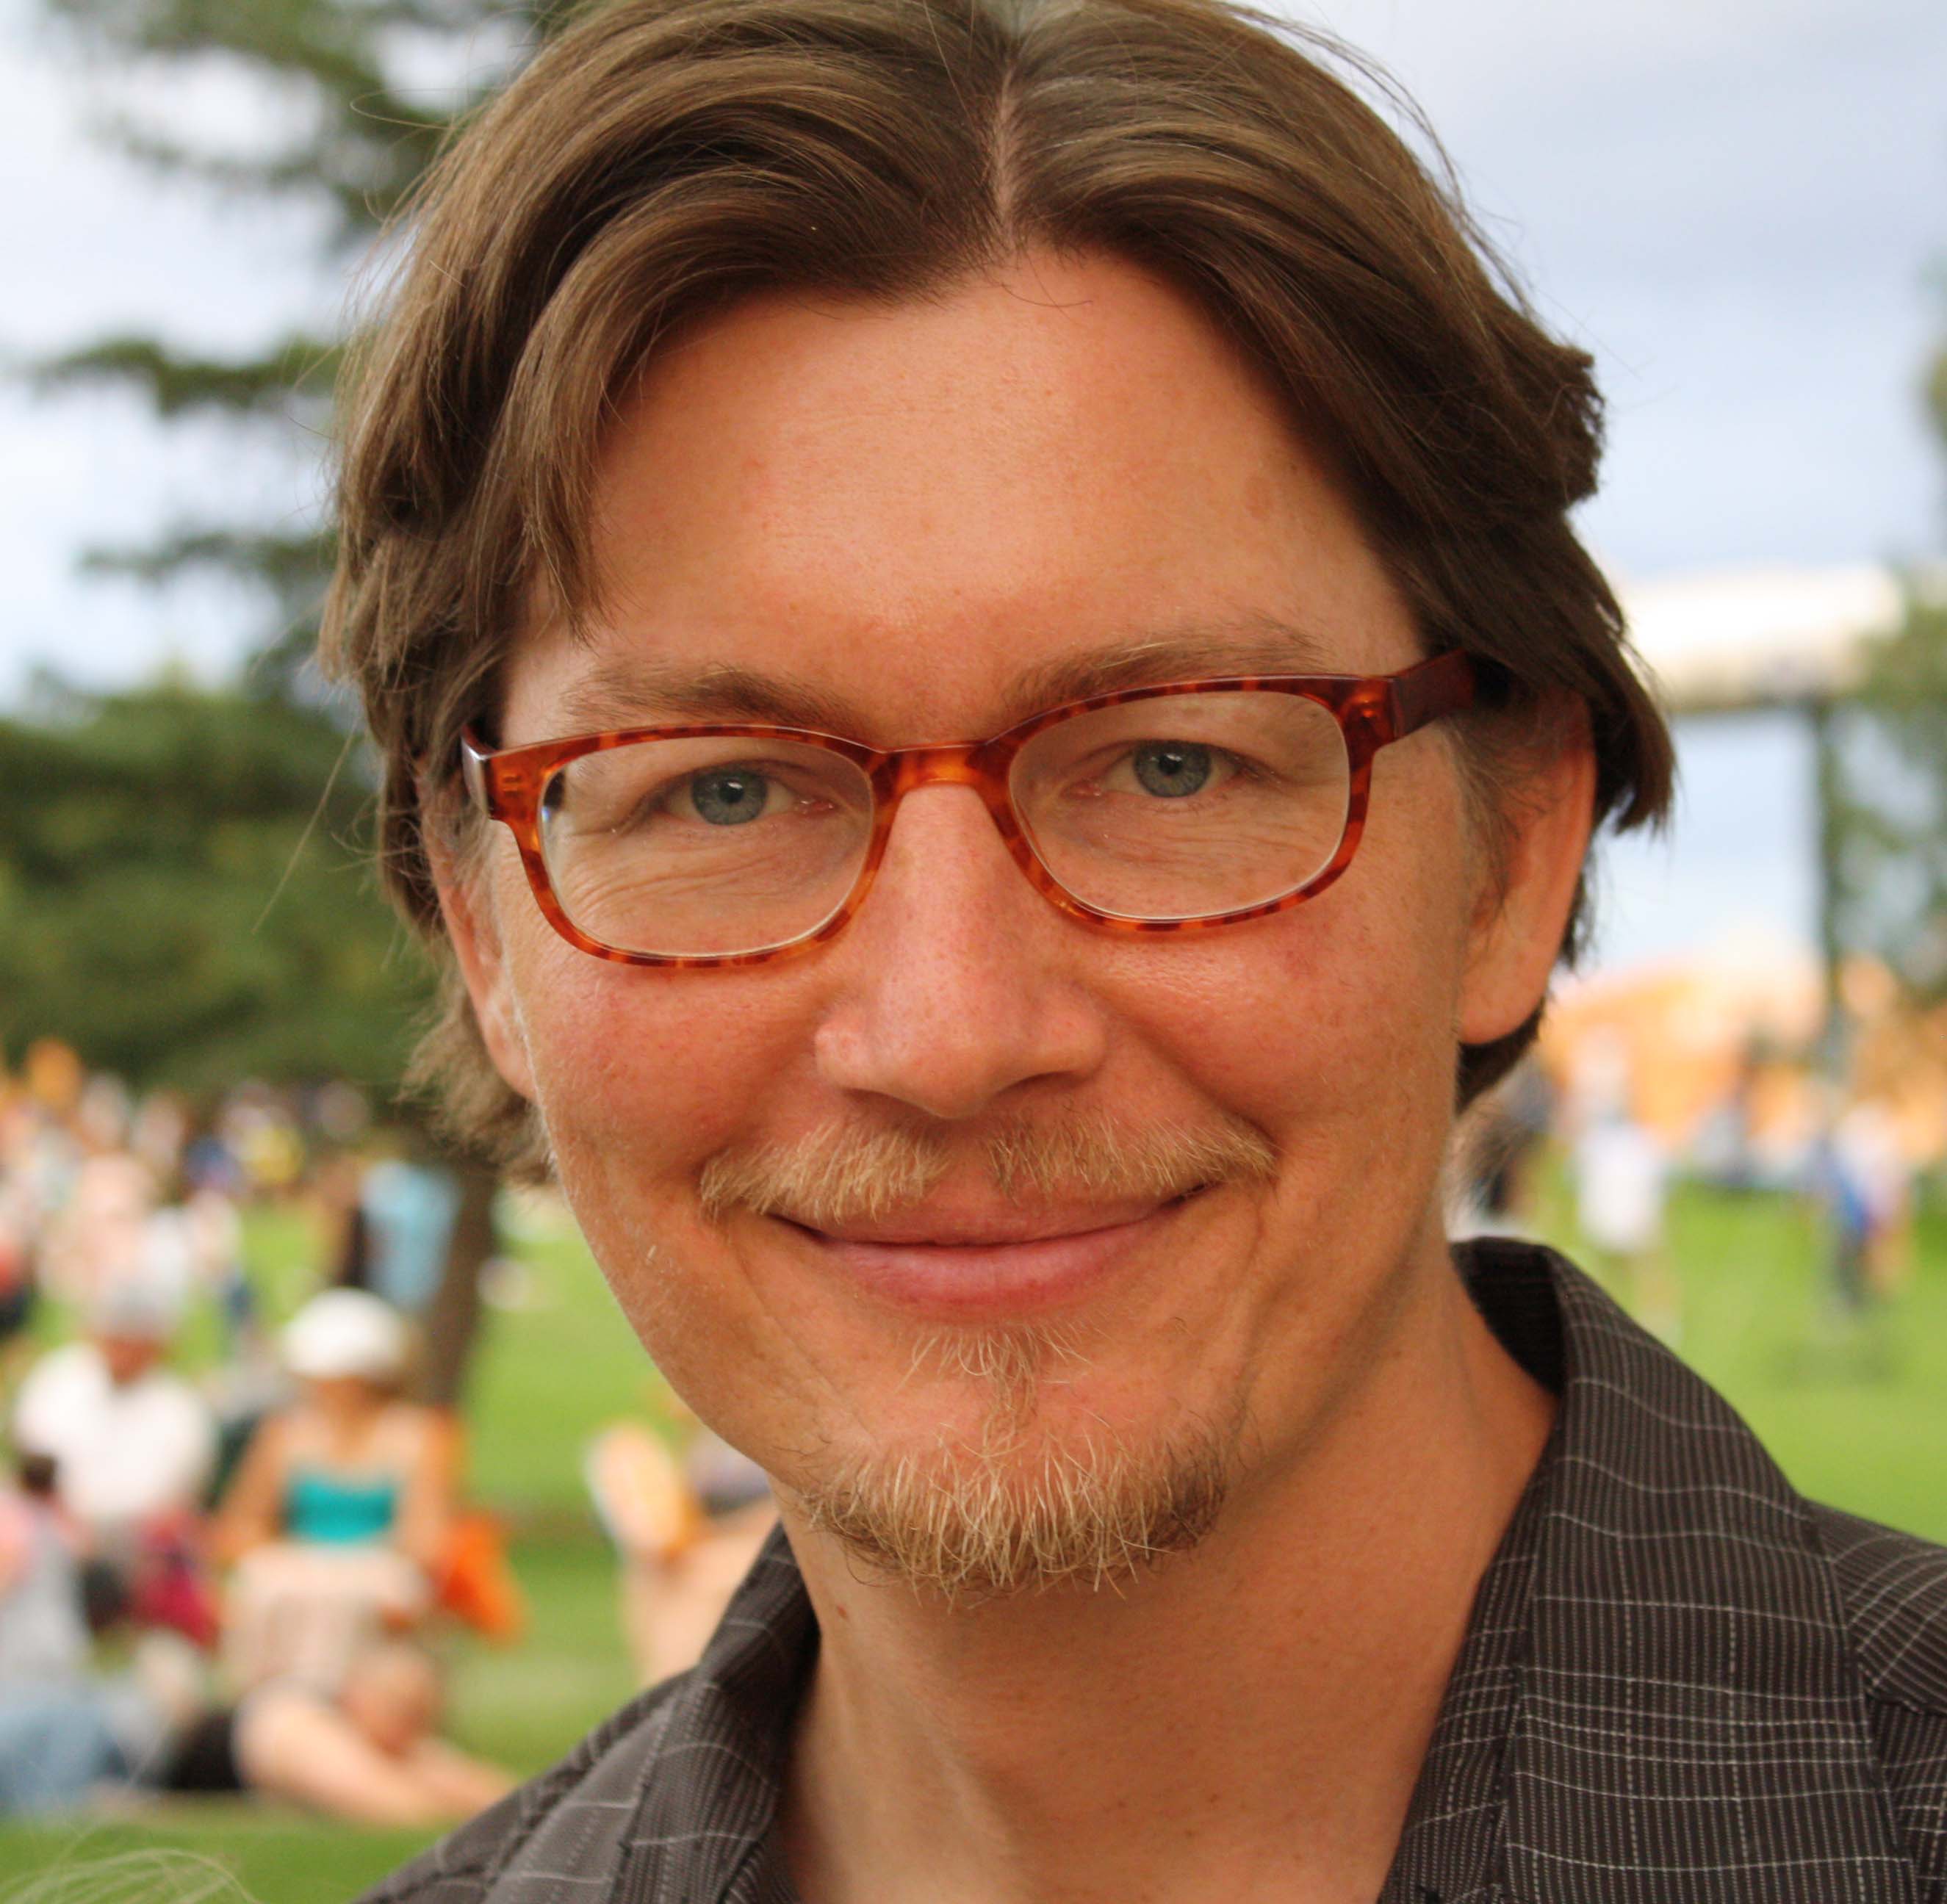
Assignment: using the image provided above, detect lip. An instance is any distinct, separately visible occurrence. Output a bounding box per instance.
[778,1194,1197,1320]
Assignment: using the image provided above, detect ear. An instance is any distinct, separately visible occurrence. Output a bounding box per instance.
[1456,704,1599,1046]
[431,840,539,1104]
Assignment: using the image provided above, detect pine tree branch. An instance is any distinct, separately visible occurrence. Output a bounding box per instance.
[48,0,390,94]
[28,335,342,422]
[92,97,455,237]
[79,524,336,596]
[43,0,542,235]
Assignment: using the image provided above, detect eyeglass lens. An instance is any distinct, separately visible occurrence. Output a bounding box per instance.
[535,690,1352,957]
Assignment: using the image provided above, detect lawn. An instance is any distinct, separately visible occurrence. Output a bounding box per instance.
[4,1174,1946,1896]
[1627,1182,1947,1543]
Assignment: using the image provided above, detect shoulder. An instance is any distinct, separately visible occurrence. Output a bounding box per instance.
[1808,1501,1947,1876]
[1810,1502,1947,1710]
[12,1344,98,1428]
[353,1678,688,1903]
[18,1341,95,1395]
[239,1407,301,1473]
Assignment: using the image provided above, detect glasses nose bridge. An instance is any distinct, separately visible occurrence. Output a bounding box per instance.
[866,739,1027,882]
[880,740,1010,812]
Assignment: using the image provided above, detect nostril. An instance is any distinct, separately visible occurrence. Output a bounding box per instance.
[809,915,1109,1121]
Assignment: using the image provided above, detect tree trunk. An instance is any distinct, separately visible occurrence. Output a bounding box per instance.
[415,1153,499,1412]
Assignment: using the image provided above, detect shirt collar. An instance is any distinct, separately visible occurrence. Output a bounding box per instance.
[619,1529,816,1904]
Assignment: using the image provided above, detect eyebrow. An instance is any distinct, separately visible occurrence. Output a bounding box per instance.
[547,617,1343,743]
[998,620,1340,724]
[553,658,866,735]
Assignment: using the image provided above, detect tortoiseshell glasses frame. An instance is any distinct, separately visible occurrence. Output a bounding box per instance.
[458,648,1476,969]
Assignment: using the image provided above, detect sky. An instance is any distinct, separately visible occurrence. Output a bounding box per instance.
[2,0,1944,970]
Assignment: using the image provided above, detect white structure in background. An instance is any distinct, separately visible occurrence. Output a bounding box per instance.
[1616,563,1906,716]
[1610,560,1918,1053]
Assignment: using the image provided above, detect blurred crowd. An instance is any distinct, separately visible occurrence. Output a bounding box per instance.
[1455,1021,1932,1349]
[0,1038,515,1824]
[0,1035,778,1828]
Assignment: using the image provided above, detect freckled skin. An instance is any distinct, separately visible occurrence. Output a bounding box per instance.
[442,250,1594,1900]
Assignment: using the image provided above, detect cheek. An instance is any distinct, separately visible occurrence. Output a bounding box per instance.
[1136,892,1463,1138]
[514,956,785,1179]
[1115,800,1472,1241]
[497,907,890,1400]
[505,953,787,1378]
[504,949,864,1440]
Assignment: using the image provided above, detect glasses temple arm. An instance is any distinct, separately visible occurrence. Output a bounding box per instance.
[458,729,497,818]
[1389,649,1478,738]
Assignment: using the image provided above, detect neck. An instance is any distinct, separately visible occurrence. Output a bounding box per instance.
[777,1239,1554,1904]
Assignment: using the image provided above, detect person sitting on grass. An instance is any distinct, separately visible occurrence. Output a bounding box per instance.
[159,1637,513,1828]
[10,1281,217,1576]
[0,1454,202,1816]
[213,1289,455,1693]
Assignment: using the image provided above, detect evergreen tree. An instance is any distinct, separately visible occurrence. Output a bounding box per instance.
[24,0,577,1402]
[31,0,570,693]
[1834,322,1947,1000]
[0,678,424,1093]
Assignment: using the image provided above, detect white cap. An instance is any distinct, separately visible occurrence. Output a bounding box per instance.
[88,1277,180,1342]
[282,1289,410,1383]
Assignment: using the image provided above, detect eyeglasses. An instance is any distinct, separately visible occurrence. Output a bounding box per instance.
[458,649,1475,967]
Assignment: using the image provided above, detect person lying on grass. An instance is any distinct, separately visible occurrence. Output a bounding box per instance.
[158,1638,511,1828]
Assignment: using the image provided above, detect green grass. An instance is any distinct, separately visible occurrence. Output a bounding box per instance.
[1622,1181,1947,1542]
[5,1176,1947,1895]
[0,1813,435,1899]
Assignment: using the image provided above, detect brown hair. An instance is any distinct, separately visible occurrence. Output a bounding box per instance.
[323,0,1674,1176]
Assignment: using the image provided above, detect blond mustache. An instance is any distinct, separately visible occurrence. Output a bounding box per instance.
[697,1109,1276,1229]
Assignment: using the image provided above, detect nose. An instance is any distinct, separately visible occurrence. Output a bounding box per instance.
[811,783,1109,1122]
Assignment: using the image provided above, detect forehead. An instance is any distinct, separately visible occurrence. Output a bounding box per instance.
[499,251,1420,748]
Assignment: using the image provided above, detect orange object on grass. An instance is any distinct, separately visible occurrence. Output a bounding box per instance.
[436,1510,527,1642]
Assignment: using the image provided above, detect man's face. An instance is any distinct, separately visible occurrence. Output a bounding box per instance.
[97,1332,162,1386]
[453,252,1565,1591]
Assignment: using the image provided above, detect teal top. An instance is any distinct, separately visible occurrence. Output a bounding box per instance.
[284,1466,401,1546]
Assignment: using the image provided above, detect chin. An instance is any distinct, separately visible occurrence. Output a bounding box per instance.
[775,1330,1248,1601]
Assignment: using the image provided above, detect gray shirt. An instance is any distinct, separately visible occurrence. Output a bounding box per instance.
[0,1496,88,1685]
[361,1241,1947,1903]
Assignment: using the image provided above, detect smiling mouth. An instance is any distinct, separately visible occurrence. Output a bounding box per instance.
[771,1189,1209,1319]
[785,1191,1199,1250]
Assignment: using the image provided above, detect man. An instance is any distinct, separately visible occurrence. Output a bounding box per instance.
[11,1281,216,1558]
[328,1,1947,1897]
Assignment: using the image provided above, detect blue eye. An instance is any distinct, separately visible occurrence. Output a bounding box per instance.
[690,769,770,825]
[1131,742,1212,797]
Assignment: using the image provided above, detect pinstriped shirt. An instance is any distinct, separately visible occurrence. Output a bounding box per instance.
[361,1241,1947,1903]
